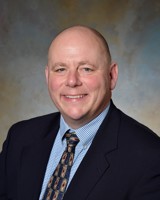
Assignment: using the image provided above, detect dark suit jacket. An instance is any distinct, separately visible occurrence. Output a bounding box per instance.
[0,102,160,200]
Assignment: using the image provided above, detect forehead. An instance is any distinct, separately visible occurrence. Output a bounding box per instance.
[49,28,105,55]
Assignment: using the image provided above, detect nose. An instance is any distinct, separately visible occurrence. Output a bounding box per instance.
[65,70,82,87]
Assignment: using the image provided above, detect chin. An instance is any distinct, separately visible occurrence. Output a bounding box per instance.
[68,114,84,120]
[63,111,86,120]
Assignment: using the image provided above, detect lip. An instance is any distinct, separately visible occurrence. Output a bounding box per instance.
[62,94,88,101]
[65,95,86,99]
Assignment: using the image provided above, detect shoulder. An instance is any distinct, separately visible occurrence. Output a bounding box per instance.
[119,108,159,143]
[109,102,160,151]
[113,105,160,158]
[10,112,60,130]
[6,112,60,145]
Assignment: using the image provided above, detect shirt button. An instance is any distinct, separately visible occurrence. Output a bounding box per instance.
[83,145,87,149]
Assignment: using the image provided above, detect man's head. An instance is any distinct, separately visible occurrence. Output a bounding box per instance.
[45,25,118,128]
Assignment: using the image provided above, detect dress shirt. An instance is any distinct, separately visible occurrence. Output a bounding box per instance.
[39,103,110,199]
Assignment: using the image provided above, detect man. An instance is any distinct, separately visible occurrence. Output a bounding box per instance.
[0,25,160,200]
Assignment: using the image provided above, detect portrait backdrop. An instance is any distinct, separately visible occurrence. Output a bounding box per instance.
[0,0,160,150]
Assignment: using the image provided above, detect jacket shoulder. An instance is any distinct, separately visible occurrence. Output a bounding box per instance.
[6,112,60,146]
[108,102,160,149]
[11,112,60,129]
[114,106,160,151]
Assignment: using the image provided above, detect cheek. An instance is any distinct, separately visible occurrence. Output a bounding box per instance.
[48,79,61,104]
[48,77,61,92]
[85,76,108,92]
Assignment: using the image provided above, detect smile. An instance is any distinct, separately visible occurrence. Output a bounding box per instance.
[65,95,86,99]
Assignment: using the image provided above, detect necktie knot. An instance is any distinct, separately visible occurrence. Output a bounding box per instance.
[65,131,79,151]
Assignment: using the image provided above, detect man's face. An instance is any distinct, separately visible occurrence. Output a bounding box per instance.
[46,28,118,128]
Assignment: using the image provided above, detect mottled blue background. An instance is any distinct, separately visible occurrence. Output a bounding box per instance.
[0,0,160,149]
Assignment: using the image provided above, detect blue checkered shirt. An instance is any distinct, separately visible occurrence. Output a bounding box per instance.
[39,103,110,199]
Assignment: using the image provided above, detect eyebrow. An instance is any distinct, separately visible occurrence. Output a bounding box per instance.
[51,60,95,69]
[52,62,67,68]
[53,60,92,66]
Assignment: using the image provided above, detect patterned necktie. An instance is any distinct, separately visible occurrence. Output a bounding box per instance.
[42,131,79,200]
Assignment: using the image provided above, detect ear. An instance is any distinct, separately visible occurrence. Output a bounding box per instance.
[45,65,49,85]
[110,62,118,90]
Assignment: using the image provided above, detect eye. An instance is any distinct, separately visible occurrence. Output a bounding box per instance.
[55,68,66,72]
[53,66,67,74]
[83,67,93,72]
[79,65,94,74]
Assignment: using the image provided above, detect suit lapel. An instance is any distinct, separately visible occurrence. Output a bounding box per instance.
[17,102,120,200]
[17,116,60,200]
[63,102,120,200]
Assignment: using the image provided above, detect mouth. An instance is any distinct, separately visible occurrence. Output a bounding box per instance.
[65,95,86,99]
[62,94,88,102]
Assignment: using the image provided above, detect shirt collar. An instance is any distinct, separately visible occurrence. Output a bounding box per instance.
[59,102,110,147]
